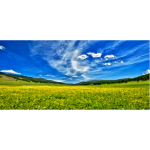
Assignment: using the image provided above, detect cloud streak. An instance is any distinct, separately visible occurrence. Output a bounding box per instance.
[0,70,21,74]
[47,79,65,82]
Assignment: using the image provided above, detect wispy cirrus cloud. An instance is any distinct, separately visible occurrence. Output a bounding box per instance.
[0,70,21,74]
[30,40,149,82]
[101,40,125,53]
[110,40,124,48]
[31,41,94,76]
[115,44,149,67]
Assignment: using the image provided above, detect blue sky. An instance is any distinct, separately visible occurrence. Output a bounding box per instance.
[0,40,149,83]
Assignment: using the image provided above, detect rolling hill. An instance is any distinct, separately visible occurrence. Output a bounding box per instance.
[75,74,150,85]
[0,72,65,85]
[0,72,149,85]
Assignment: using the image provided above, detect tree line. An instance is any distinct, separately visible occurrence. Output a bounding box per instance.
[76,73,149,85]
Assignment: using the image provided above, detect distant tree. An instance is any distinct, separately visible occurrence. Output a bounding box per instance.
[145,76,147,80]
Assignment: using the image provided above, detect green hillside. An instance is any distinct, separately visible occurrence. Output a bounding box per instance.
[0,74,42,85]
[76,74,150,85]
[0,72,65,85]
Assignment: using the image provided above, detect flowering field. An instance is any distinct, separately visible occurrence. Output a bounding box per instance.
[0,81,149,110]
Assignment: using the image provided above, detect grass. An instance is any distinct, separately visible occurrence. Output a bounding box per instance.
[0,77,149,110]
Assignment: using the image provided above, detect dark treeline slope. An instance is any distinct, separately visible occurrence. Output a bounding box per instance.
[76,74,150,85]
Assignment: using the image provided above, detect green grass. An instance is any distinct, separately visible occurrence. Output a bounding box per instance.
[0,79,149,110]
[91,81,149,88]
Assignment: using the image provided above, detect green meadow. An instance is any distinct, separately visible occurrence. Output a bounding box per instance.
[0,75,149,110]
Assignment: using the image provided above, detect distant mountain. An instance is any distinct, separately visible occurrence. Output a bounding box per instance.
[86,80,99,83]
[74,80,99,85]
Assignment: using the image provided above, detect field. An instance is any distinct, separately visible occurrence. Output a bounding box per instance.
[0,77,149,109]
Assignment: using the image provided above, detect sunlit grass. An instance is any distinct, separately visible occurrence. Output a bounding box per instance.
[0,80,149,110]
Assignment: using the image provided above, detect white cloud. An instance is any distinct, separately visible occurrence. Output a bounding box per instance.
[0,46,5,50]
[142,69,150,75]
[121,61,123,63]
[77,54,88,60]
[87,52,102,58]
[39,74,42,76]
[145,69,150,74]
[104,55,115,59]
[104,63,111,65]
[68,78,72,80]
[0,70,21,74]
